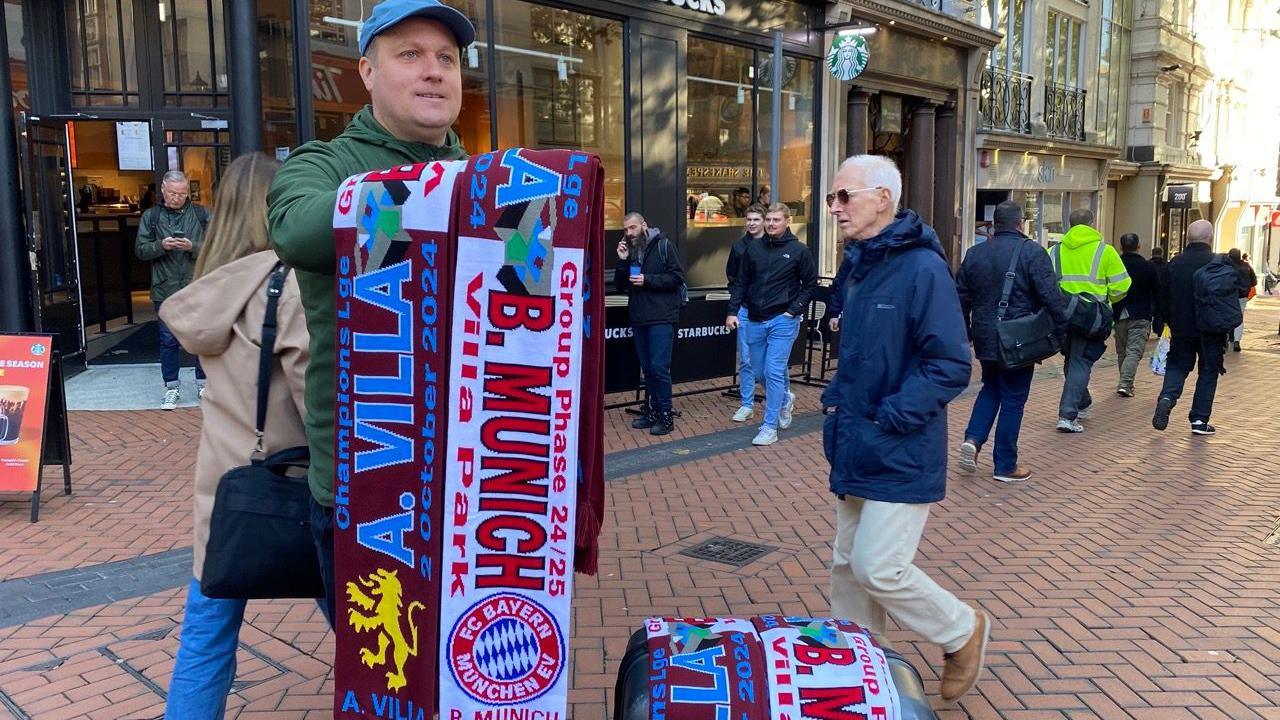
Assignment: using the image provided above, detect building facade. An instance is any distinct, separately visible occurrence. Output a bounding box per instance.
[2,0,829,364]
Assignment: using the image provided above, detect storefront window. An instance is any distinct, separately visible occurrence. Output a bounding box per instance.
[686,37,756,245]
[1042,191,1066,243]
[758,56,815,239]
[7,0,27,117]
[259,0,297,152]
[492,1,621,227]
[65,0,140,106]
[161,0,229,108]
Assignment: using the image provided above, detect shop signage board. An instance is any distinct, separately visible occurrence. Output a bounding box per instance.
[1168,185,1194,209]
[827,33,870,81]
[651,0,727,15]
[115,121,152,171]
[0,334,72,522]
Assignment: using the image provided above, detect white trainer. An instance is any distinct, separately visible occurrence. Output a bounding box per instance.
[751,427,778,446]
[732,406,754,423]
[779,392,796,429]
[161,387,181,411]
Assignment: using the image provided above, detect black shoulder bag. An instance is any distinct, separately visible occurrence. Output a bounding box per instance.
[200,263,326,600]
[996,241,1061,370]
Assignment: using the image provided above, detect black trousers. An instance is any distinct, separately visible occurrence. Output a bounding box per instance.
[1158,333,1226,424]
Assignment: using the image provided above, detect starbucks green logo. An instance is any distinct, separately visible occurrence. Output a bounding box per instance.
[827,34,870,82]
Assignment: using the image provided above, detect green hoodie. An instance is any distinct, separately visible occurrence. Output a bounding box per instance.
[1051,224,1131,305]
[267,105,467,506]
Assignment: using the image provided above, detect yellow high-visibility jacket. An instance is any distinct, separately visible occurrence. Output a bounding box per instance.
[1050,224,1131,305]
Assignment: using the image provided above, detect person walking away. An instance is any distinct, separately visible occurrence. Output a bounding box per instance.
[136,170,210,410]
[1227,248,1256,352]
[1051,209,1131,432]
[159,153,308,719]
[616,213,685,435]
[726,203,817,446]
[268,0,475,626]
[823,155,987,704]
[727,204,767,422]
[1150,247,1168,337]
[1152,220,1248,435]
[955,201,1067,482]
[1112,233,1160,397]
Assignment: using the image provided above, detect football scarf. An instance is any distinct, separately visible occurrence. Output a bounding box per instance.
[332,149,606,719]
[645,616,902,720]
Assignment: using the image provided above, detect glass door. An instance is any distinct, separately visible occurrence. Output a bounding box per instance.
[20,114,86,361]
[152,117,232,205]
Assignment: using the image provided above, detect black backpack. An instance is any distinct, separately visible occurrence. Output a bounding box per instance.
[1193,255,1244,334]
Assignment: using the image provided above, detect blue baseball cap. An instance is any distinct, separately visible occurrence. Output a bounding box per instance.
[358,0,476,56]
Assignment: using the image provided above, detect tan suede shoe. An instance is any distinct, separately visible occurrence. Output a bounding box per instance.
[940,608,990,704]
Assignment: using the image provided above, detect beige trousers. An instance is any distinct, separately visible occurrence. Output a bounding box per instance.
[831,496,975,653]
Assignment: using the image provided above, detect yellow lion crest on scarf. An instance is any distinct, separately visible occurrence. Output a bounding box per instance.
[345,568,426,692]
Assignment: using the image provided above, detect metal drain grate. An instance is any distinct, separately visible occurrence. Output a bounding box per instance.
[1263,519,1280,546]
[678,537,775,567]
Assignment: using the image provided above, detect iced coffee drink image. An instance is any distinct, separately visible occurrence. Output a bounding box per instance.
[0,385,30,445]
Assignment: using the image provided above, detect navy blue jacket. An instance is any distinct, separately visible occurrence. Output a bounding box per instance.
[956,230,1068,362]
[820,211,972,504]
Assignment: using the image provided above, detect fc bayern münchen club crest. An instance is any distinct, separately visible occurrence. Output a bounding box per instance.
[827,33,870,82]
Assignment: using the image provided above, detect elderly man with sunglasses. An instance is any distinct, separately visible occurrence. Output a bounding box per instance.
[821,155,988,706]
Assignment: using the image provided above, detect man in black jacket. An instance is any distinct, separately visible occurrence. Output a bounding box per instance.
[725,203,817,446]
[1113,233,1160,397]
[1153,220,1237,435]
[726,204,767,422]
[955,201,1067,482]
[616,212,686,435]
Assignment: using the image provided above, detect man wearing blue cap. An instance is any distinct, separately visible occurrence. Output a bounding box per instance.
[267,0,474,626]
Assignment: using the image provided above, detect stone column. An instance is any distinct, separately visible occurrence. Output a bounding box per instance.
[933,103,959,261]
[908,101,937,223]
[846,89,871,158]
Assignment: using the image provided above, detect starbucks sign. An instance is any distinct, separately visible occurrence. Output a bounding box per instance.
[827,34,870,81]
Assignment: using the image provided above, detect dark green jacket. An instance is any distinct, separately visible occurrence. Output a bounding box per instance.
[267,105,466,506]
[135,201,210,302]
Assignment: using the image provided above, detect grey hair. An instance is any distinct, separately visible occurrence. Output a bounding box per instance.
[838,155,901,208]
[162,170,189,186]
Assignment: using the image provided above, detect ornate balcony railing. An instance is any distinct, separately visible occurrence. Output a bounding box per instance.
[915,0,942,10]
[979,67,1033,135]
[1044,82,1087,141]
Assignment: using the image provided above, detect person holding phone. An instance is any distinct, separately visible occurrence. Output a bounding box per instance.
[615,212,685,436]
[136,169,211,410]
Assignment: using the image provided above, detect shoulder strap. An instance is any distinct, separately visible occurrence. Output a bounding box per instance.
[996,241,1027,321]
[255,262,291,454]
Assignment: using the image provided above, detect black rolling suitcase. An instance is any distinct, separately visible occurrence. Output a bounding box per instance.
[614,619,938,720]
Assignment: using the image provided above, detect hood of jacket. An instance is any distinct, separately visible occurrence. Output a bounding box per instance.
[1060,224,1103,249]
[844,210,944,280]
[160,251,284,357]
[339,105,464,158]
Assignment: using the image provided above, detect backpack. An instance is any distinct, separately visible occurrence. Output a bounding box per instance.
[1051,241,1114,339]
[1193,256,1244,334]
[657,237,689,307]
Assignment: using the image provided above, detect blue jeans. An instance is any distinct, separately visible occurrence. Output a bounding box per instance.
[737,308,755,408]
[165,578,246,720]
[632,323,675,412]
[1058,333,1105,420]
[744,314,800,429]
[963,360,1035,475]
[156,301,205,386]
[310,496,336,629]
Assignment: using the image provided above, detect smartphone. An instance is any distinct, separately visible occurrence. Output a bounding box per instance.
[173,231,186,239]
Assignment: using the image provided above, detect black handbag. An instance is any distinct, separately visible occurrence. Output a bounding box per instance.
[996,241,1061,370]
[200,263,325,600]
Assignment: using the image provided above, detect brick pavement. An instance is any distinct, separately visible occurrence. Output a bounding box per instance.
[1,303,1278,719]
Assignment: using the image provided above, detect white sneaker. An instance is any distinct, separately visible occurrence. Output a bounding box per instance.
[1076,407,1092,420]
[197,385,207,401]
[751,427,779,446]
[779,392,796,429]
[161,387,180,411]
[732,406,754,423]
[1056,418,1083,433]
[957,440,979,473]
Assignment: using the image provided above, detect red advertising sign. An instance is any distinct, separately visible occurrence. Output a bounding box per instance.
[0,334,54,493]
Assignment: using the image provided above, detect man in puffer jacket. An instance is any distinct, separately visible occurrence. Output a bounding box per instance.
[822,154,987,705]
